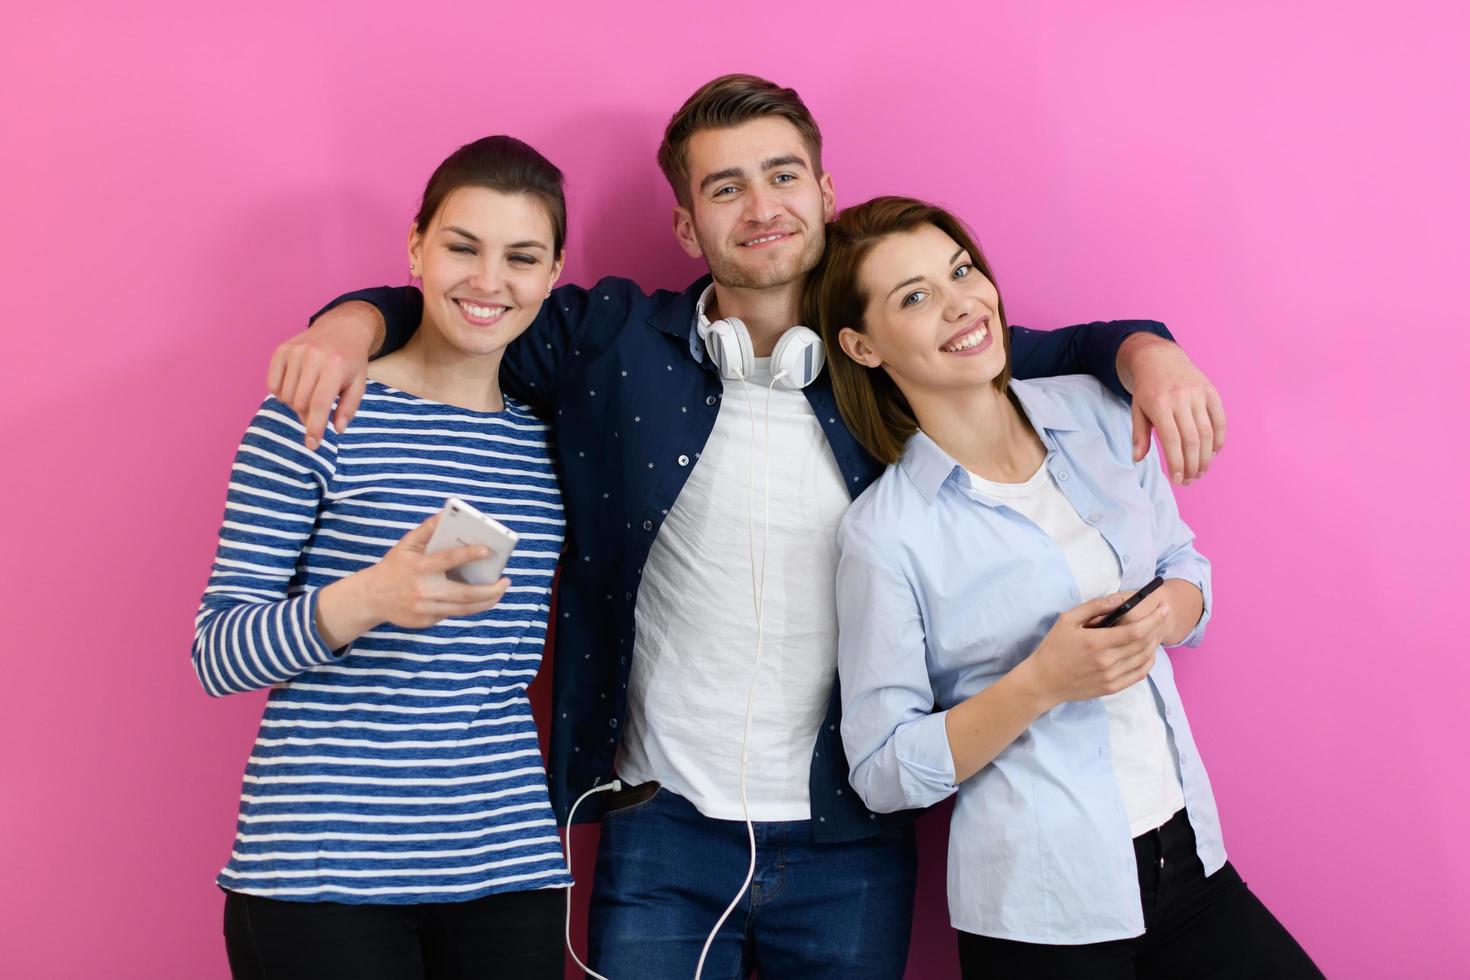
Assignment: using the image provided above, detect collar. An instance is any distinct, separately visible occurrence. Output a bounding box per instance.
[643,274,714,364]
[689,281,718,363]
[898,379,1081,503]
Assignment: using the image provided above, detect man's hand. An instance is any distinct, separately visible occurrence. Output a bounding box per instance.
[267,301,386,449]
[1118,334,1227,484]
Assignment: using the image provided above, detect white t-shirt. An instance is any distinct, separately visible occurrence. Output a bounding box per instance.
[618,355,852,821]
[969,464,1185,837]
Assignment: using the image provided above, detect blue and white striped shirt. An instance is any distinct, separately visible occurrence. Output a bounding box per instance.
[193,381,571,904]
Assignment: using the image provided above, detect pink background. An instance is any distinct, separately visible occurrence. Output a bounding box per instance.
[3,1,1466,976]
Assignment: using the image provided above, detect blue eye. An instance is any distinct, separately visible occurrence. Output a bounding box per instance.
[714,185,737,197]
[953,263,972,279]
[901,290,927,308]
[773,173,796,184]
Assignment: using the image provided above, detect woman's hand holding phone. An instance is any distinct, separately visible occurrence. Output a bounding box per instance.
[1023,594,1171,709]
[314,516,510,648]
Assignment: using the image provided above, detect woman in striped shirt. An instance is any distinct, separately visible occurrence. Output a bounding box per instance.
[194,136,572,979]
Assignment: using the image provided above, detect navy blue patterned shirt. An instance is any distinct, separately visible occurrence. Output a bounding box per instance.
[320,276,1171,843]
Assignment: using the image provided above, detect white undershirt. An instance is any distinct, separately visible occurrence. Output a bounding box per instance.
[618,355,851,821]
[969,464,1185,837]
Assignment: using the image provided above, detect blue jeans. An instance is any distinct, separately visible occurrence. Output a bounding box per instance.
[587,785,917,979]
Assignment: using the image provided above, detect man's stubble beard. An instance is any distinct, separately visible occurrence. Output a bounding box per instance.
[698,229,826,291]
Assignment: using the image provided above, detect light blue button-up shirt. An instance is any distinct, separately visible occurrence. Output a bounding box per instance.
[835,375,1225,944]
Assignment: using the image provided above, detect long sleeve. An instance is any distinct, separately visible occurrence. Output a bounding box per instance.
[1137,438,1212,647]
[313,285,424,357]
[1009,319,1174,400]
[835,529,958,814]
[191,397,341,696]
[309,277,638,413]
[1093,391,1213,647]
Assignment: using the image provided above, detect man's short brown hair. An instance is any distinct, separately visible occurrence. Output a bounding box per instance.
[657,74,824,209]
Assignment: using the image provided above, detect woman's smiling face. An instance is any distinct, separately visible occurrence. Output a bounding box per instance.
[839,222,1006,399]
[409,186,563,356]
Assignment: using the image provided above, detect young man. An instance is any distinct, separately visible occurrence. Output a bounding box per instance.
[271,75,1226,978]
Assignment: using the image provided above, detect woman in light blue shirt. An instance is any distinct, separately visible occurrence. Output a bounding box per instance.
[804,197,1319,979]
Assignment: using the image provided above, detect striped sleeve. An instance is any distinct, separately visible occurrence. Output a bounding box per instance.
[192,397,342,696]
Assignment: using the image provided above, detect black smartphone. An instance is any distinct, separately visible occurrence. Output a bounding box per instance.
[1087,576,1165,629]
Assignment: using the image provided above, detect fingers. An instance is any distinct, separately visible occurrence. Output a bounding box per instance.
[421,544,492,575]
[278,347,305,412]
[1108,603,1170,649]
[1191,401,1215,478]
[1148,402,1184,485]
[1107,645,1159,693]
[267,343,290,399]
[1175,403,1202,484]
[1068,595,1123,625]
[1206,388,1228,455]
[394,515,440,551]
[433,577,511,607]
[1131,400,1151,463]
[413,579,511,621]
[332,374,367,438]
[301,355,348,450]
[1113,591,1163,626]
[290,355,324,424]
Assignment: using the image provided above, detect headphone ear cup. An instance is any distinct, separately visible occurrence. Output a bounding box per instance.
[705,317,755,381]
[769,326,826,390]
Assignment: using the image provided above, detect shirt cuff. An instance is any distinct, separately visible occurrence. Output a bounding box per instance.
[1165,566,1211,648]
[894,709,959,804]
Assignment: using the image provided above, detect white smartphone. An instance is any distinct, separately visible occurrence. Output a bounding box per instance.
[425,497,519,585]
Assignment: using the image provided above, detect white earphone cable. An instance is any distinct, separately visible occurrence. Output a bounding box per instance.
[564,779,622,980]
[693,367,786,980]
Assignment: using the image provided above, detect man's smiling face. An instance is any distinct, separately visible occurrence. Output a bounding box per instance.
[675,116,836,290]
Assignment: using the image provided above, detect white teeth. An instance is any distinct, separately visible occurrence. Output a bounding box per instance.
[744,234,784,246]
[459,301,505,318]
[941,326,989,352]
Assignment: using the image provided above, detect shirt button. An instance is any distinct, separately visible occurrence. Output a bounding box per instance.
[1123,554,1131,564]
[1057,471,1070,481]
[609,718,618,728]
[1087,512,1101,523]
[677,454,690,466]
[706,395,718,406]
[642,520,653,531]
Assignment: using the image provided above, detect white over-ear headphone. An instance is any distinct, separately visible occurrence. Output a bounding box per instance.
[695,287,825,389]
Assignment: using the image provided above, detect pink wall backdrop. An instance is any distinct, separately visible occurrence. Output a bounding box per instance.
[3,1,1466,976]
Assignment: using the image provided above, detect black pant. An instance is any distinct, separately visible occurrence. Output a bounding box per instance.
[958,811,1322,979]
[222,887,564,980]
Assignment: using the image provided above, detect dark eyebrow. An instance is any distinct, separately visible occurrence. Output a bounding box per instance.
[888,249,971,299]
[445,227,547,250]
[698,154,811,194]
[762,154,808,172]
[887,274,925,299]
[699,166,744,193]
